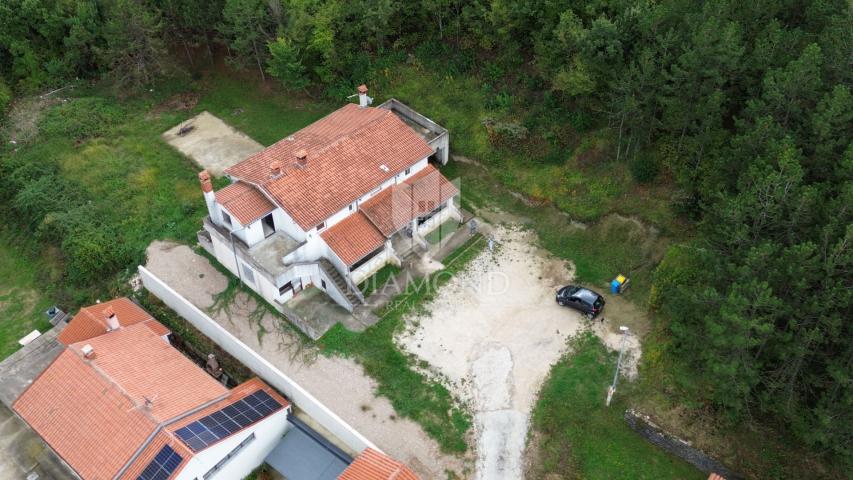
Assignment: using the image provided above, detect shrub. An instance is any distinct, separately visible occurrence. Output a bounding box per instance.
[630,152,660,183]
[12,174,78,229]
[39,97,123,140]
[0,77,11,114]
[61,223,131,284]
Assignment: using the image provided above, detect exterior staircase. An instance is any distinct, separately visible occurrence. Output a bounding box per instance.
[319,259,363,306]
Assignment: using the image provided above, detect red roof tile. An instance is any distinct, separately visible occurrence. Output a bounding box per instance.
[338,448,419,480]
[167,378,289,445]
[225,104,434,230]
[58,297,167,345]
[119,431,192,480]
[216,181,276,225]
[15,298,289,480]
[74,323,228,422]
[321,212,386,266]
[361,165,458,237]
[14,348,158,480]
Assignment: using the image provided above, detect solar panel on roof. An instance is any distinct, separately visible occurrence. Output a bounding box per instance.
[137,445,182,480]
[175,389,284,452]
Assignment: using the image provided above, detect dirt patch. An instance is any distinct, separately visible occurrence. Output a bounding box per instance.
[397,225,644,479]
[2,95,62,144]
[144,241,467,478]
[150,92,200,115]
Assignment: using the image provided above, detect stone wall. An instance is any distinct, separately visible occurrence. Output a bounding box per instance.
[624,409,741,480]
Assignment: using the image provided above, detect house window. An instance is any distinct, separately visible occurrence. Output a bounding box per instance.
[279,281,293,296]
[241,263,255,284]
[316,222,325,231]
[321,279,327,290]
[405,167,411,175]
[202,433,256,480]
[221,211,233,228]
[348,203,354,211]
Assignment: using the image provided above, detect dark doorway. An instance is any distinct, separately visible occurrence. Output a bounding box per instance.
[262,213,275,238]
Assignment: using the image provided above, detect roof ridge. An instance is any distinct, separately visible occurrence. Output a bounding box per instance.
[310,107,393,158]
[68,330,162,425]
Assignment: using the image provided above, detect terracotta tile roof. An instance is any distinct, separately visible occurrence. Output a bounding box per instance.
[360,164,458,237]
[338,448,419,480]
[321,212,386,266]
[14,348,158,480]
[224,103,434,230]
[76,323,228,422]
[58,297,169,345]
[167,377,289,440]
[119,431,192,480]
[216,181,275,225]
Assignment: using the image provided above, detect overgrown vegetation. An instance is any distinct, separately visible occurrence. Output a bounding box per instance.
[320,234,486,453]
[357,264,401,298]
[0,229,53,359]
[2,0,850,471]
[531,332,704,480]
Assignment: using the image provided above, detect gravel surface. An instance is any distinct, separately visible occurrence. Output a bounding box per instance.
[397,226,643,479]
[144,241,467,478]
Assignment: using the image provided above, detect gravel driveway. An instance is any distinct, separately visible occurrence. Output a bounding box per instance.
[144,241,466,478]
[396,226,642,479]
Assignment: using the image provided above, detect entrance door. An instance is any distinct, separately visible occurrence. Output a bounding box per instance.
[262,213,275,238]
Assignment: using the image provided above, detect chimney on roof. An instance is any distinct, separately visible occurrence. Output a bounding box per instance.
[269,160,283,178]
[357,84,372,108]
[198,169,220,226]
[295,149,308,168]
[81,344,94,358]
[103,305,119,331]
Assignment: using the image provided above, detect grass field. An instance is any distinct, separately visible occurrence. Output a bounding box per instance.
[531,332,705,480]
[357,264,401,298]
[0,230,52,359]
[320,234,486,453]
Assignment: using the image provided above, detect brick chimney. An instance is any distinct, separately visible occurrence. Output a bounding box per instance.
[270,160,283,178]
[103,305,120,331]
[295,149,308,168]
[357,84,372,108]
[198,170,219,226]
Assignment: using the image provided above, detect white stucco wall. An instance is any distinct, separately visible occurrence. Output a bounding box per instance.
[175,409,290,480]
[137,266,378,454]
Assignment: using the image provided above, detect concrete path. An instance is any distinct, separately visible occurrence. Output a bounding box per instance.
[162,111,264,176]
[144,241,468,478]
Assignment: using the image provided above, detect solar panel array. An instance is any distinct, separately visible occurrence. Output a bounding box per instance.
[137,445,182,480]
[174,390,283,452]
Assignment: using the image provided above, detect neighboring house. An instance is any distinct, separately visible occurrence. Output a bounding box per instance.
[14,298,291,480]
[197,86,460,313]
[338,448,418,479]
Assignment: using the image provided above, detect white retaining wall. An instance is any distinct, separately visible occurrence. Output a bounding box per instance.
[138,265,377,454]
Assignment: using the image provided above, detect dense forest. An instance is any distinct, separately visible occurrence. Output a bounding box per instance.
[1,0,850,470]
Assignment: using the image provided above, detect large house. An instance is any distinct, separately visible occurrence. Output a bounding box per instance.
[14,298,291,480]
[13,298,422,480]
[197,86,460,313]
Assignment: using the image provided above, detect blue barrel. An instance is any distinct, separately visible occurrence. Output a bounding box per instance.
[610,279,621,294]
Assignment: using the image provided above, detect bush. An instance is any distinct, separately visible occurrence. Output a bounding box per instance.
[61,224,131,284]
[12,174,79,229]
[39,97,123,140]
[0,77,11,114]
[630,152,660,183]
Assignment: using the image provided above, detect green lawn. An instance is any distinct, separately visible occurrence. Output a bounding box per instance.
[357,264,401,298]
[320,234,486,454]
[0,230,52,359]
[531,332,704,480]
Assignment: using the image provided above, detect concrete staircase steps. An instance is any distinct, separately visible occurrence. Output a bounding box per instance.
[318,259,360,305]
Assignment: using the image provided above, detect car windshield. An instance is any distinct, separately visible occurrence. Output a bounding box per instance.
[594,297,604,309]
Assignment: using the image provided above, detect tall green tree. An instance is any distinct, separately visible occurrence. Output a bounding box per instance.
[98,0,167,89]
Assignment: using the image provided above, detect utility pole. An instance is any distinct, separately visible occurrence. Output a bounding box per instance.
[606,326,630,407]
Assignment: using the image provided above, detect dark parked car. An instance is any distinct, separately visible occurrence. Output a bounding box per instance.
[556,285,605,318]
